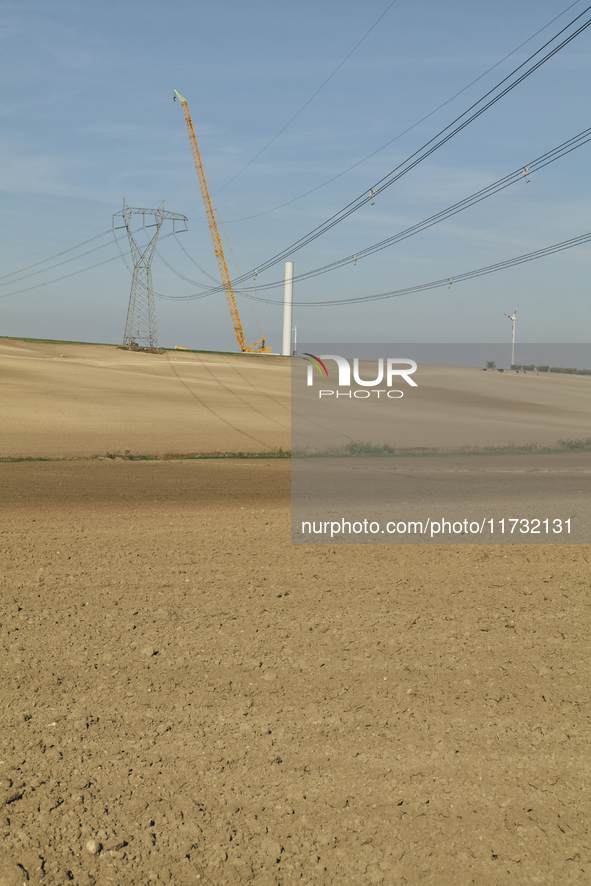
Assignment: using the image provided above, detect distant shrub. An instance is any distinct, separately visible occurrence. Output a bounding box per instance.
[550,367,577,374]
[344,442,398,456]
[536,365,549,372]
[511,364,522,370]
[558,437,591,451]
[576,368,591,376]
[486,360,496,369]
[523,364,535,372]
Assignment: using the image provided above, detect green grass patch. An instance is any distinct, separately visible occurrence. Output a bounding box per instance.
[293,438,591,458]
[3,440,591,464]
[0,448,291,464]
[0,336,277,358]
[0,335,118,347]
[2,440,591,464]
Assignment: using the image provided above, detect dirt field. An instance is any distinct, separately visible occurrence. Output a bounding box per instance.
[291,453,591,544]
[1,340,590,885]
[0,339,290,459]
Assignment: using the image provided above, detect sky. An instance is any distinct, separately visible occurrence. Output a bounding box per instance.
[1,0,591,353]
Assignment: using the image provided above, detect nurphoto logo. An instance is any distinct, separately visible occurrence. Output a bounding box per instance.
[302,353,418,399]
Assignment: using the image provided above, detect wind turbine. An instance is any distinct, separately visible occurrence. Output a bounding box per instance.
[504,305,518,367]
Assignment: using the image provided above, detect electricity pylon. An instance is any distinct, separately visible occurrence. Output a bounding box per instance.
[113,200,188,349]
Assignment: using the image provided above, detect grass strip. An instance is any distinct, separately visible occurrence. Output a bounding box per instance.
[2,439,591,463]
[292,438,591,458]
[0,449,291,464]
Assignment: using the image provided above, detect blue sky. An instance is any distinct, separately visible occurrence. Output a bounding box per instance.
[1,0,590,351]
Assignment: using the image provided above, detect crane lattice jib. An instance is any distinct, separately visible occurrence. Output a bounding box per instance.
[175,92,249,352]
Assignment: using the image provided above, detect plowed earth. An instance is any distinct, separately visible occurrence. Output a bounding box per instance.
[1,459,590,885]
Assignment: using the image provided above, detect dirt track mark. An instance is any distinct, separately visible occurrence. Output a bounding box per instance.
[163,352,282,451]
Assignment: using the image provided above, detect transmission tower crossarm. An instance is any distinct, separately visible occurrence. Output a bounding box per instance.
[174,90,269,353]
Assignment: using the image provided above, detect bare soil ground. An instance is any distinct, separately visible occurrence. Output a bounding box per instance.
[1,340,590,885]
[291,454,591,544]
[0,340,290,459]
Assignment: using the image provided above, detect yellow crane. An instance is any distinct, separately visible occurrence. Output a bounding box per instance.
[174,90,270,354]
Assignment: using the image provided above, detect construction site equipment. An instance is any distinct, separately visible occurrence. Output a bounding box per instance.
[114,200,188,350]
[174,90,271,353]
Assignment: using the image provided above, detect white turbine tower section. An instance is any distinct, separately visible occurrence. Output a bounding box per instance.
[505,305,518,367]
[282,262,294,357]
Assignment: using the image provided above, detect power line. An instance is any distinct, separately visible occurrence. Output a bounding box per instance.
[210,0,401,197]
[248,6,591,278]
[0,224,177,291]
[248,127,591,290]
[0,231,172,300]
[0,232,124,288]
[0,229,113,283]
[223,0,585,224]
[5,228,588,307]
[112,228,134,276]
[160,124,591,299]
[0,223,113,271]
[114,230,218,300]
[173,232,222,285]
[113,229,220,300]
[0,254,124,299]
[7,6,583,308]
[239,231,591,307]
[154,244,219,290]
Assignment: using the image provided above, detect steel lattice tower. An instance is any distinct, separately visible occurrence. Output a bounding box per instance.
[113,200,188,349]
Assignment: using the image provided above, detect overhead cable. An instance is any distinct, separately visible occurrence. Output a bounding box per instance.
[0,224,113,273]
[0,233,126,289]
[247,5,591,278]
[242,127,591,290]
[1,232,171,299]
[237,231,591,307]
[223,0,585,224]
[160,125,591,299]
[0,255,125,299]
[155,244,218,289]
[0,229,113,283]
[212,0,401,197]
[172,232,222,285]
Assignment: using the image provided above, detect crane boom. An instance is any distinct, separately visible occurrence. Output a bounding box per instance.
[174,90,270,353]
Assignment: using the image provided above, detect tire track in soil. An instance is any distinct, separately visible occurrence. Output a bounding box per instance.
[163,352,283,451]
